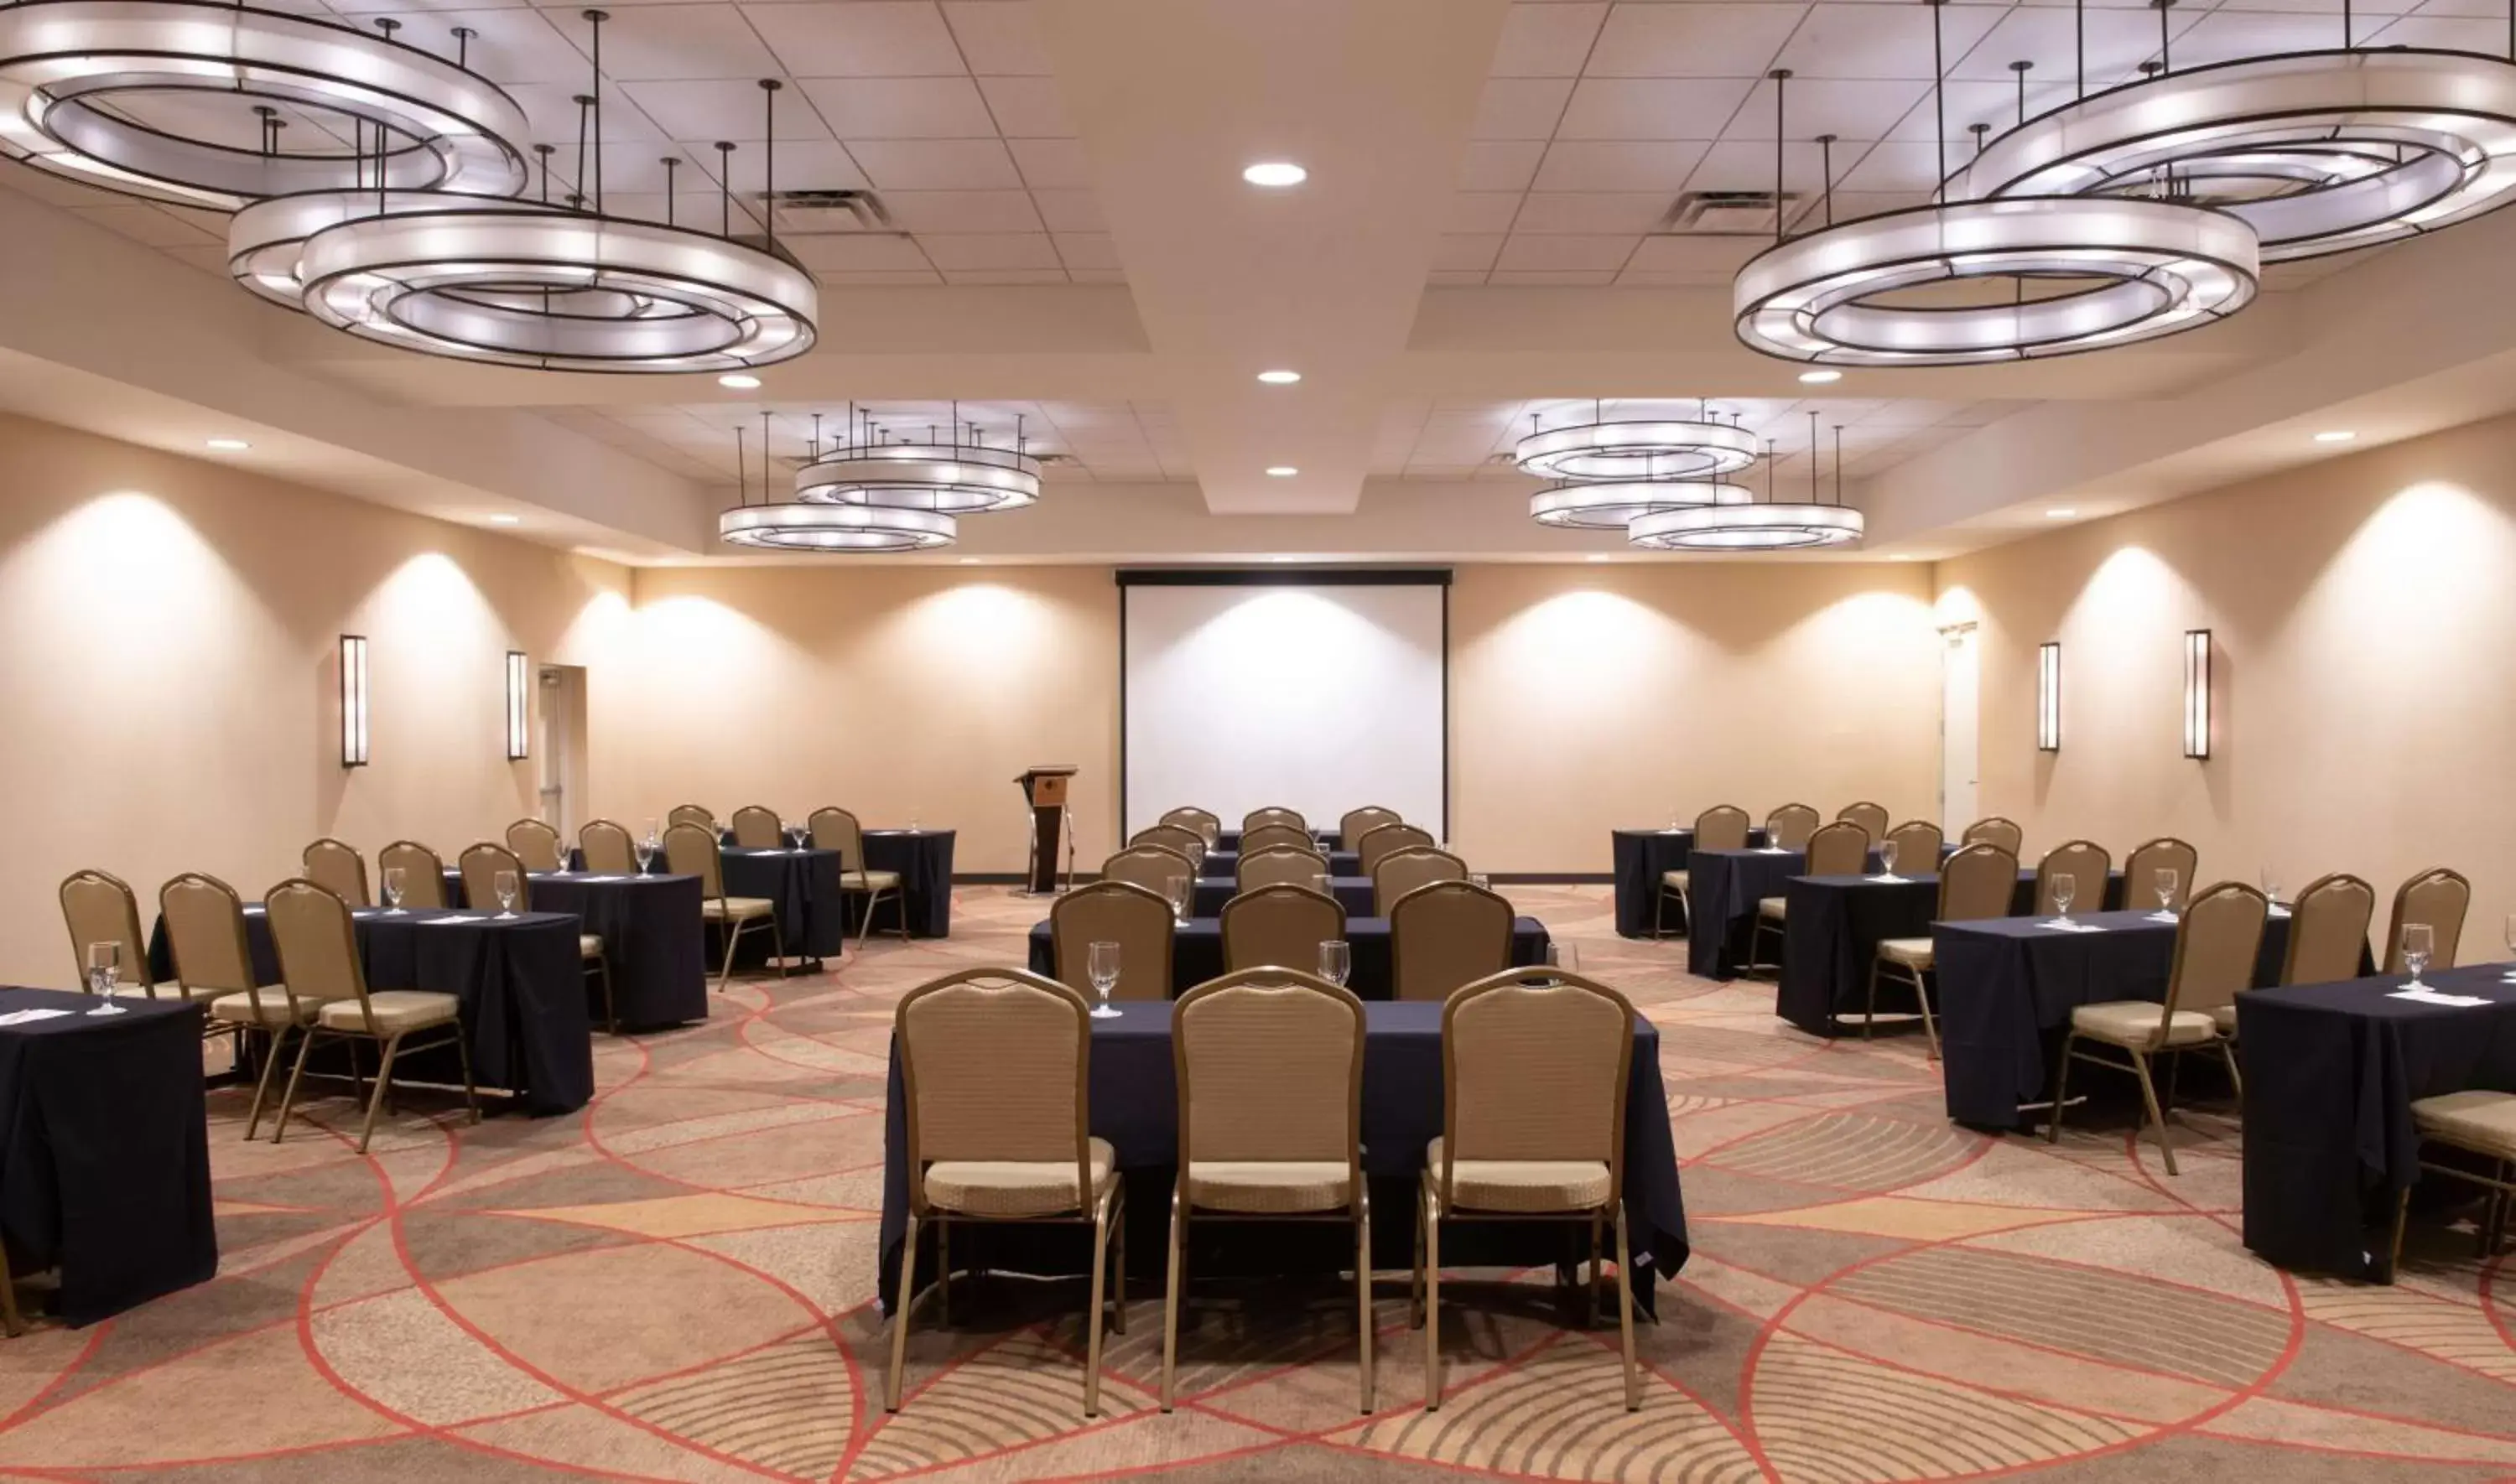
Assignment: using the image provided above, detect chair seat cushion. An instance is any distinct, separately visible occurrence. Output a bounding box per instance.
[1188,1160,1353,1214]
[580,934,604,958]
[208,988,313,1026]
[2411,1089,2516,1160]
[2071,999,2217,1048]
[1423,1137,1610,1213]
[843,869,902,891]
[107,981,199,1001]
[702,896,777,921]
[2212,1003,2238,1035]
[924,1135,1115,1217]
[1757,896,1786,921]
[317,990,463,1035]
[1661,870,1688,890]
[1877,937,1934,967]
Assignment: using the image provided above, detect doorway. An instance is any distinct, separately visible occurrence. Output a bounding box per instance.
[1940,624,1978,830]
[538,665,588,834]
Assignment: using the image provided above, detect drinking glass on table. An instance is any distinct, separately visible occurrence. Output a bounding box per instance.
[2260,868,2281,907]
[494,869,520,919]
[382,866,407,915]
[2050,873,2077,923]
[1547,942,1578,973]
[1167,874,1189,926]
[2401,923,2434,990]
[2503,914,2515,981]
[633,835,654,874]
[1087,941,1122,1019]
[786,825,808,854]
[1318,940,1350,988]
[85,942,127,1014]
[1879,839,1900,880]
[2154,867,2180,918]
[1471,873,1491,892]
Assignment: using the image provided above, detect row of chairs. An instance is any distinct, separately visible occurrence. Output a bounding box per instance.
[1048,877,1515,1002]
[1153,804,1406,848]
[652,803,912,947]
[1656,803,2005,937]
[1114,833,1475,917]
[888,963,1643,1419]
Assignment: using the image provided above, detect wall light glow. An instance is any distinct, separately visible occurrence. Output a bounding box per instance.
[2182,628,2212,759]
[506,650,530,760]
[2036,641,2061,752]
[340,634,370,767]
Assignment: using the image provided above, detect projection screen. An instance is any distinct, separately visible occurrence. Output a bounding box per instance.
[1120,572,1448,841]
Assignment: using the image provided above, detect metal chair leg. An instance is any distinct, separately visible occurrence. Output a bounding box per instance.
[241,1023,291,1140]
[1422,1187,1443,1411]
[2389,1185,2412,1279]
[1084,1190,1111,1418]
[356,1032,403,1154]
[2046,1033,2077,1144]
[2129,1048,2178,1175]
[1160,1181,1187,1412]
[1914,967,1942,1063]
[1409,1186,1426,1329]
[1110,1186,1127,1337]
[272,1024,322,1144]
[453,1022,481,1125]
[2217,1036,2243,1104]
[0,1241,23,1338]
[936,1218,950,1327]
[1614,1206,1640,1412]
[1586,1214,1602,1328]
[1356,1191,1375,1414]
[714,920,740,992]
[886,1212,920,1411]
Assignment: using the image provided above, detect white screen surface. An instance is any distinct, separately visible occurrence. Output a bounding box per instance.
[1123,582,1446,839]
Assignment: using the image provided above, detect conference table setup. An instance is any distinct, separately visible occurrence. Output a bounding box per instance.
[1608,824,1766,938]
[439,868,710,1030]
[711,828,960,943]
[1190,873,1374,917]
[1023,911,1553,1000]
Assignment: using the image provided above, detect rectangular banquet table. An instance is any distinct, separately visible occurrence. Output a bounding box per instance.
[1608,827,1765,939]
[0,987,217,1326]
[720,847,849,962]
[875,999,1687,1314]
[2239,964,2516,1281]
[1205,848,1362,881]
[1026,916,1552,1000]
[1687,846,1880,979]
[444,869,707,1029]
[148,905,595,1114]
[1192,875,1375,918]
[1215,828,1342,854]
[1932,907,2331,1130]
[858,829,956,937]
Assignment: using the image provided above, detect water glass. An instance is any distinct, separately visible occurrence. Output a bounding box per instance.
[787,825,808,853]
[1318,940,1351,988]
[2261,868,2281,906]
[2051,872,2077,921]
[1087,940,1122,1018]
[1167,874,1190,926]
[2154,867,2180,916]
[1547,942,1578,973]
[1879,840,1900,879]
[85,942,127,1014]
[2503,913,2516,981]
[1471,873,1491,892]
[633,838,655,874]
[382,866,407,915]
[2402,922,2434,988]
[495,869,520,918]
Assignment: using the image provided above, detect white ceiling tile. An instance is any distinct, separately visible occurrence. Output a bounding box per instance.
[1721,77,1929,140]
[1425,270,1492,286]
[511,82,669,141]
[1448,192,1526,233]
[1614,268,1733,286]
[743,0,967,75]
[1586,4,1807,78]
[1622,233,1760,272]
[1008,136,1089,187]
[380,8,581,85]
[683,138,870,193]
[943,267,1070,283]
[848,138,1021,187]
[1555,77,1757,139]
[2169,10,2357,66]
[1474,77,1576,139]
[1028,188,1104,231]
[1492,3,1609,75]
[788,233,931,270]
[548,6,777,81]
[1531,140,1710,191]
[1435,234,1505,270]
[70,205,220,247]
[590,189,737,224]
[799,76,996,137]
[814,267,949,284]
[918,231,1061,267]
[1487,268,1619,285]
[1068,267,1125,284]
[975,75,1072,136]
[1683,138,1830,192]
[1510,191,1671,233]
[1052,231,1119,269]
[619,79,831,139]
[1833,140,1943,191]
[942,1,1053,74]
[1771,3,2004,79]
[873,189,1041,231]
[2363,14,2506,49]
[1458,140,1546,190]
[1952,7,2198,83]
[1495,234,1636,270]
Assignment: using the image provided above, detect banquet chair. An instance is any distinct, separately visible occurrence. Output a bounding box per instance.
[2049,881,2265,1175]
[1885,819,1943,871]
[1162,968,1370,1414]
[1238,845,1331,895]
[164,872,309,1137]
[1749,819,1870,975]
[1102,843,1198,902]
[1053,882,1176,1002]
[668,804,715,833]
[2035,840,2112,916]
[809,807,909,947]
[1656,804,1749,938]
[579,819,637,875]
[1221,884,1344,974]
[1863,843,2018,1058]
[730,805,784,849]
[1355,822,1435,876]
[1391,880,1513,1002]
[1765,803,1820,852]
[1963,816,2024,854]
[377,840,446,911]
[463,843,615,1030]
[58,869,181,999]
[1135,822,1211,868]
[665,821,785,990]
[506,818,565,874]
[2213,871,2377,1042]
[887,968,1120,1416]
[1416,966,1639,1412]
[1243,806,1307,835]
[1238,822,1311,859]
[1373,846,1468,916]
[2391,1091,2516,1269]
[263,878,478,1154]
[1836,802,1890,838]
[2383,867,2472,972]
[1340,806,1402,848]
[1159,806,1222,843]
[303,838,371,907]
[2124,837,2199,914]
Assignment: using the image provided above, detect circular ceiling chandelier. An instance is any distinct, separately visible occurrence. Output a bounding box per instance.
[1958,48,2516,262]
[795,413,1041,513]
[0,0,529,211]
[1628,415,1865,551]
[1528,476,1749,529]
[1514,404,1762,480]
[720,503,956,552]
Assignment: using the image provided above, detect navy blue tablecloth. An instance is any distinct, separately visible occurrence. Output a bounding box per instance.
[1688,847,1878,979]
[721,848,848,960]
[1192,875,1375,918]
[1216,829,1342,854]
[445,869,707,1030]
[2239,964,2516,1280]
[876,999,1686,1314]
[860,830,955,937]
[1027,916,1551,1000]
[0,987,216,1326]
[1611,829,1695,938]
[1205,848,1362,881]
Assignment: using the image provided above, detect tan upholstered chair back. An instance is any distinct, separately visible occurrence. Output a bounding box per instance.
[1694,805,1750,852]
[1159,806,1221,841]
[580,819,636,874]
[1886,819,1944,869]
[460,842,532,913]
[1963,816,2023,854]
[1391,881,1514,1002]
[302,838,370,906]
[1803,820,1869,877]
[663,822,727,896]
[668,804,715,832]
[808,807,868,871]
[1052,881,1176,1001]
[2385,867,2472,972]
[1239,846,1330,894]
[1765,803,1820,851]
[1102,843,1198,898]
[1373,847,1468,915]
[1837,802,1890,838]
[160,872,290,1023]
[1339,806,1401,847]
[1221,884,1344,974]
[1442,969,1634,1198]
[2164,882,2269,1020]
[2124,837,2199,911]
[897,969,1093,1212]
[1356,822,1436,874]
[2284,872,2375,986]
[1243,806,1307,835]
[506,818,564,873]
[1175,970,1361,1171]
[730,805,784,849]
[264,878,370,1017]
[60,870,153,994]
[2035,839,2111,916]
[1938,843,2020,921]
[1134,822,1209,864]
[1237,822,1311,858]
[377,841,446,909]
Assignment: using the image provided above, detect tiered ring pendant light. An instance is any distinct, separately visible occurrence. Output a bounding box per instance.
[1628,415,1864,552]
[718,409,1044,553]
[1516,401,1765,530]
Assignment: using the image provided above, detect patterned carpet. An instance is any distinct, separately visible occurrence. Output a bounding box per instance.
[2,884,2510,1482]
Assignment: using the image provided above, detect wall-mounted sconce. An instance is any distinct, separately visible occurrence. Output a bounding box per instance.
[2036,641,2061,752]
[2183,628,2212,759]
[506,651,531,760]
[339,634,370,767]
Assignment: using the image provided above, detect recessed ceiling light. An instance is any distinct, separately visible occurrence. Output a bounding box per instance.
[1585,553,1612,563]
[1266,465,1298,477]
[205,437,249,450]
[717,373,761,390]
[1257,369,1302,385]
[1797,370,1843,385]
[1888,553,1911,561]
[959,557,980,564]
[1242,161,1307,188]
[2313,429,2357,443]
[1269,554,1297,563]
[488,513,521,525]
[2046,508,2077,519]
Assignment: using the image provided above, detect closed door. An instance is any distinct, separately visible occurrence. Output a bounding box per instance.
[1941,625,1978,830]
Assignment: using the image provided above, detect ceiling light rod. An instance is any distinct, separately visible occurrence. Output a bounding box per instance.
[2077,0,2087,98]
[761,78,779,253]
[1772,68,1791,243]
[734,423,748,508]
[2012,60,2031,125]
[2155,0,2174,75]
[584,9,605,210]
[1817,133,1836,226]
[1930,0,1947,202]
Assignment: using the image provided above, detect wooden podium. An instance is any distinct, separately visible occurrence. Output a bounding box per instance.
[1016,765,1079,895]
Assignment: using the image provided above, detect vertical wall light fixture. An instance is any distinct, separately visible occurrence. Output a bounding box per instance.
[506,650,531,760]
[2182,628,2212,759]
[339,634,370,767]
[2036,641,2061,752]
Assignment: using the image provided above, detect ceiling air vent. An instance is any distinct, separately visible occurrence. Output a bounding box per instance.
[1665,189,1798,236]
[763,189,892,234]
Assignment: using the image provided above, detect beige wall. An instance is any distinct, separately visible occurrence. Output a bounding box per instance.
[1938,412,2516,949]
[0,413,633,987]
